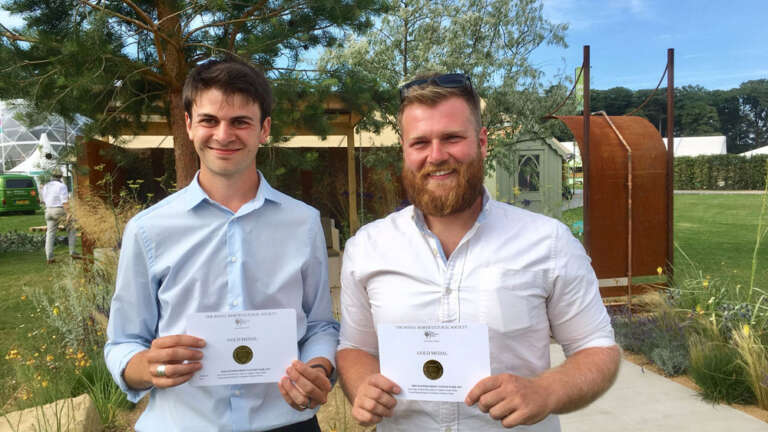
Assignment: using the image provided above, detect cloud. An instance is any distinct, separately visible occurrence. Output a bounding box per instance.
[542,0,653,30]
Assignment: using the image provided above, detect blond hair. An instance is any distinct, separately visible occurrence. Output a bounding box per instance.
[397,74,482,132]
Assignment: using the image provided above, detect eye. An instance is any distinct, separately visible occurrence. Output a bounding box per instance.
[446,135,463,143]
[199,117,217,126]
[232,119,251,128]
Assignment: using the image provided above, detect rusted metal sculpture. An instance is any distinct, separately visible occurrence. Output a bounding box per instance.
[547,47,675,303]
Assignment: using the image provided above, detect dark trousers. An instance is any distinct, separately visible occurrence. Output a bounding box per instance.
[264,416,321,432]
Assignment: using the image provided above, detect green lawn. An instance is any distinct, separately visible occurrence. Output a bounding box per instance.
[561,193,768,289]
[674,194,767,289]
[0,210,45,233]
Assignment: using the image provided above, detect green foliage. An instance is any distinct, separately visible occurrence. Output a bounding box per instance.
[674,155,768,190]
[0,0,389,183]
[78,357,133,430]
[611,306,690,376]
[318,0,572,170]
[0,231,44,253]
[688,336,756,405]
[590,80,768,153]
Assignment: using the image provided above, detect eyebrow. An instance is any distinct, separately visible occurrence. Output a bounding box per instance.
[195,113,255,122]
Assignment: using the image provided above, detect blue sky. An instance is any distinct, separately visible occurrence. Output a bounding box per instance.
[2,1,765,91]
[532,0,768,90]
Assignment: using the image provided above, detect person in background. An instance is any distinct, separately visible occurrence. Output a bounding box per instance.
[41,168,77,263]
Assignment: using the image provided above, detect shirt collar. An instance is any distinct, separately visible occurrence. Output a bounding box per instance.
[411,186,492,232]
[182,170,283,213]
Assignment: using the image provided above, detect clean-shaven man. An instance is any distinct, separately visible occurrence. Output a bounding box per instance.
[105,58,338,432]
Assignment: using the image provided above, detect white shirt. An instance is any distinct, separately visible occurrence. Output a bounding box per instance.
[42,180,69,207]
[339,192,615,432]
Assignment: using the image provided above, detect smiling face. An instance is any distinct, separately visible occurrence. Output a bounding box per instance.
[400,96,488,216]
[185,88,271,182]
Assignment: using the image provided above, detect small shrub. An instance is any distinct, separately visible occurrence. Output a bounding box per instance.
[688,335,756,405]
[0,231,44,253]
[650,347,689,376]
[732,326,768,410]
[78,357,134,430]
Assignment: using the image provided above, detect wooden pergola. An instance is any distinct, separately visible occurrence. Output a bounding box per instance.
[77,96,364,234]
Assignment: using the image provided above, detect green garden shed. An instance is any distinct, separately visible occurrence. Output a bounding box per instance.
[484,136,569,218]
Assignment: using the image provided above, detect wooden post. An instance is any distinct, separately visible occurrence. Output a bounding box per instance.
[347,124,359,234]
[666,48,675,278]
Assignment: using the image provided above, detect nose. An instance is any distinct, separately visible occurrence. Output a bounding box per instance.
[214,122,235,143]
[427,140,449,164]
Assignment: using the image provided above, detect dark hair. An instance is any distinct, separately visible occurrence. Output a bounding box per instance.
[183,57,273,123]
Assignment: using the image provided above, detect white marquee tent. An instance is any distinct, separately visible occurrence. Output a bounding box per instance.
[741,145,768,157]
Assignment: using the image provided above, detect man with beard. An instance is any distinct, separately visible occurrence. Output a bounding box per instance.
[336,73,620,431]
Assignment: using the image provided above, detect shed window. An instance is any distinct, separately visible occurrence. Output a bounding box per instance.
[517,154,540,192]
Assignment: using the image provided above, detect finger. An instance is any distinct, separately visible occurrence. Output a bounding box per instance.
[501,409,530,429]
[359,384,398,410]
[367,374,401,395]
[150,335,206,349]
[278,377,304,410]
[151,371,198,388]
[351,405,382,427]
[358,395,395,418]
[151,362,202,378]
[286,366,330,403]
[465,376,499,406]
[292,361,332,392]
[476,387,507,413]
[280,376,310,409]
[146,347,204,364]
[488,398,516,421]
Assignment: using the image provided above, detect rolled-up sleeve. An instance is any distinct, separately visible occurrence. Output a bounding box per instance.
[548,223,616,357]
[298,214,340,368]
[337,235,378,356]
[104,219,157,403]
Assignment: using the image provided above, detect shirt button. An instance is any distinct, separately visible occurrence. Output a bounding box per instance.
[232,300,239,306]
[234,390,241,396]
[230,256,237,262]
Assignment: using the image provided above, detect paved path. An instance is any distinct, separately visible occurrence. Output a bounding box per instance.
[551,344,767,431]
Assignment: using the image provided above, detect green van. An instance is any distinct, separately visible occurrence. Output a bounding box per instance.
[0,174,41,214]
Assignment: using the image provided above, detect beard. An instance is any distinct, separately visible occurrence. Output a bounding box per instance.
[402,153,485,217]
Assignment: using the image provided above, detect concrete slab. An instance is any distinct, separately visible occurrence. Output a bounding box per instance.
[551,344,767,431]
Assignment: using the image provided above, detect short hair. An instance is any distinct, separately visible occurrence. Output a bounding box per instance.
[397,73,482,132]
[183,57,273,123]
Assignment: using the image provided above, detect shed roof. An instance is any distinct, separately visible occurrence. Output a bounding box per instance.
[662,136,726,156]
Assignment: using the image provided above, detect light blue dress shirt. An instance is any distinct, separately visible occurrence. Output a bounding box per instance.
[105,172,339,432]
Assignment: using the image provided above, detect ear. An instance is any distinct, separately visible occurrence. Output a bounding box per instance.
[185,112,193,140]
[260,117,272,143]
[478,127,488,159]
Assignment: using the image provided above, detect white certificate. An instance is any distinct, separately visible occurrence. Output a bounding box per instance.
[378,323,490,402]
[186,309,297,386]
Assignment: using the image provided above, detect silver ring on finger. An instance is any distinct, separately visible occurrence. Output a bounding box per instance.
[156,364,167,377]
[301,397,312,410]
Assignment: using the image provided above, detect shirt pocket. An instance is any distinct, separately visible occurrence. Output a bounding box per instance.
[476,267,546,333]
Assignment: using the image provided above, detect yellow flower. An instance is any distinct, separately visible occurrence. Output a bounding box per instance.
[52,307,59,316]
[743,324,751,336]
[656,266,663,275]
[513,186,521,196]
[41,380,48,388]
[20,295,26,301]
[695,305,703,314]
[46,354,54,362]
[702,280,709,287]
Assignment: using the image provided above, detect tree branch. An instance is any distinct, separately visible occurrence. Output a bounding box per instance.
[183,3,299,42]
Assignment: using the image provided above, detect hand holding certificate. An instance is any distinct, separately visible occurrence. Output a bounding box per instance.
[186,309,297,386]
[378,323,490,402]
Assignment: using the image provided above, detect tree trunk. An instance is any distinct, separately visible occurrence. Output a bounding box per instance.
[169,87,197,188]
[155,0,196,188]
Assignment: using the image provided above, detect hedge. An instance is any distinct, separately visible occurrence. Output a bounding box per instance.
[674,155,768,190]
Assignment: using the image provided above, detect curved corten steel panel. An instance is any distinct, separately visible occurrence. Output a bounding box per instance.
[556,115,669,281]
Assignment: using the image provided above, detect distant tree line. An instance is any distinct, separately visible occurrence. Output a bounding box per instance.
[581,79,768,154]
